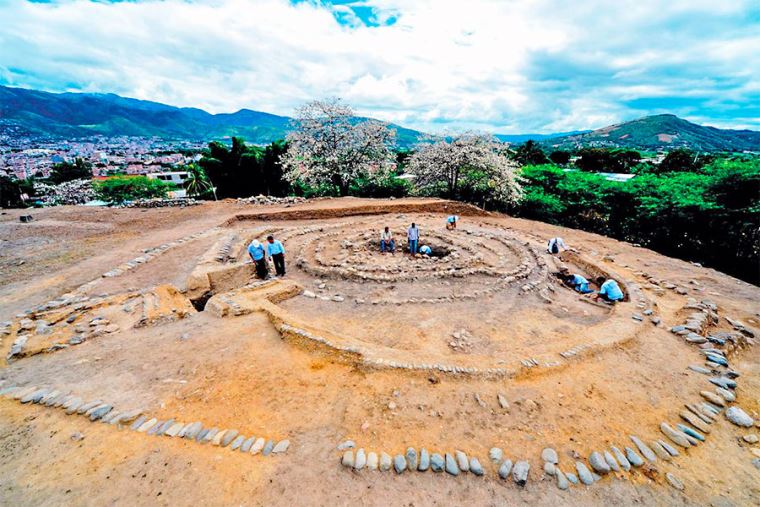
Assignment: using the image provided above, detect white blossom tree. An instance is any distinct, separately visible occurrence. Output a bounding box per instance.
[282,98,396,196]
[406,133,522,206]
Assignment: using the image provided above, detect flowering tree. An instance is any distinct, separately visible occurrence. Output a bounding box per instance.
[406,133,522,205]
[282,99,396,196]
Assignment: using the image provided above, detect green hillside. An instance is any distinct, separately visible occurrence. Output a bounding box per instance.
[544,114,760,152]
[0,85,428,148]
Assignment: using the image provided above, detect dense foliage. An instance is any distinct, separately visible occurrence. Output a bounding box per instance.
[94,176,174,203]
[0,175,35,207]
[198,137,289,198]
[184,163,215,199]
[513,140,549,165]
[516,160,760,284]
[574,148,641,173]
[46,158,93,184]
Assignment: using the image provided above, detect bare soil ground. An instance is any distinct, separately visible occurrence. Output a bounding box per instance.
[0,197,758,506]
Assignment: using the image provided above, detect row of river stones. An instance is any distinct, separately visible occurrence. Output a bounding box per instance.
[540,441,688,491]
[336,438,681,490]
[338,443,515,482]
[0,384,289,456]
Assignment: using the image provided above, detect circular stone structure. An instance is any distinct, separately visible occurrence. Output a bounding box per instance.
[199,213,639,377]
[0,198,758,506]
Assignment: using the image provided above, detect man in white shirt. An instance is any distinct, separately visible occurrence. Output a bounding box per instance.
[407,223,420,255]
[547,237,567,254]
[380,226,395,253]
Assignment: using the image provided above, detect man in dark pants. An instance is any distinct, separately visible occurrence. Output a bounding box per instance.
[247,239,268,279]
[266,235,286,276]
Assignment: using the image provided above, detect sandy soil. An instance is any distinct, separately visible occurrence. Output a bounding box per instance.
[0,197,758,506]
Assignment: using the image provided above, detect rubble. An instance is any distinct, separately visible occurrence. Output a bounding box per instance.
[32,179,95,206]
[237,195,306,206]
[124,198,201,208]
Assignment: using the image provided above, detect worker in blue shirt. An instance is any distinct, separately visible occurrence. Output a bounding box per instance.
[560,268,593,293]
[446,215,458,230]
[595,277,624,303]
[247,239,268,279]
[419,244,432,256]
[266,235,286,276]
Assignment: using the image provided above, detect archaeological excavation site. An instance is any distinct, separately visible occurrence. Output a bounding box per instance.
[0,197,758,506]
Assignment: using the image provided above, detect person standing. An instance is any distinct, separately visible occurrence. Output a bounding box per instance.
[380,226,395,253]
[266,235,286,276]
[247,239,268,279]
[407,222,420,255]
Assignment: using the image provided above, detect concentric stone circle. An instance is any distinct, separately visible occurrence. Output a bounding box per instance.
[277,219,547,284]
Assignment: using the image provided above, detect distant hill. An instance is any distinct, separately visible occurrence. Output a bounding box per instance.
[495,131,589,143]
[543,114,760,152]
[0,85,427,148]
[3,86,758,152]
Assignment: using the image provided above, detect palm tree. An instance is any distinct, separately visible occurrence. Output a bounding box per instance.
[185,164,216,200]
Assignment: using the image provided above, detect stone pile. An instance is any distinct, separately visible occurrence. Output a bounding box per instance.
[2,226,222,362]
[237,195,306,206]
[32,179,95,206]
[124,198,200,208]
[0,384,290,457]
[449,329,474,352]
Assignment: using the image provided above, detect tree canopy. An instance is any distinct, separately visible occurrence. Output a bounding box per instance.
[513,140,548,165]
[198,138,289,198]
[282,98,396,196]
[406,133,522,208]
[47,158,93,184]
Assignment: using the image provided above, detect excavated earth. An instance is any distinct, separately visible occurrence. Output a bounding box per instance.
[0,197,758,506]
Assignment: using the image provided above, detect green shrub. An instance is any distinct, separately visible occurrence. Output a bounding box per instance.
[515,159,760,284]
[94,176,174,203]
[349,174,412,198]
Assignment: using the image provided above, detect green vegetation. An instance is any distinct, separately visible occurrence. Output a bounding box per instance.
[184,164,215,199]
[198,137,289,198]
[46,157,93,184]
[575,148,641,173]
[0,175,35,208]
[94,176,175,203]
[644,148,712,174]
[516,159,760,284]
[513,140,548,165]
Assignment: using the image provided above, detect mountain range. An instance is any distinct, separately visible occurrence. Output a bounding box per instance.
[1,85,758,152]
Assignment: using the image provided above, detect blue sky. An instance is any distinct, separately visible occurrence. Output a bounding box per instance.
[1,0,758,133]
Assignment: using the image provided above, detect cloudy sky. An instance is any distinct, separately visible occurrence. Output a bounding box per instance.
[0,0,758,133]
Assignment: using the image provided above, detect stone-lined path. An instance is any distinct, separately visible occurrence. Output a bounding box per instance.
[0,383,290,458]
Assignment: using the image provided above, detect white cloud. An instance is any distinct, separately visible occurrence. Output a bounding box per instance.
[0,0,757,133]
